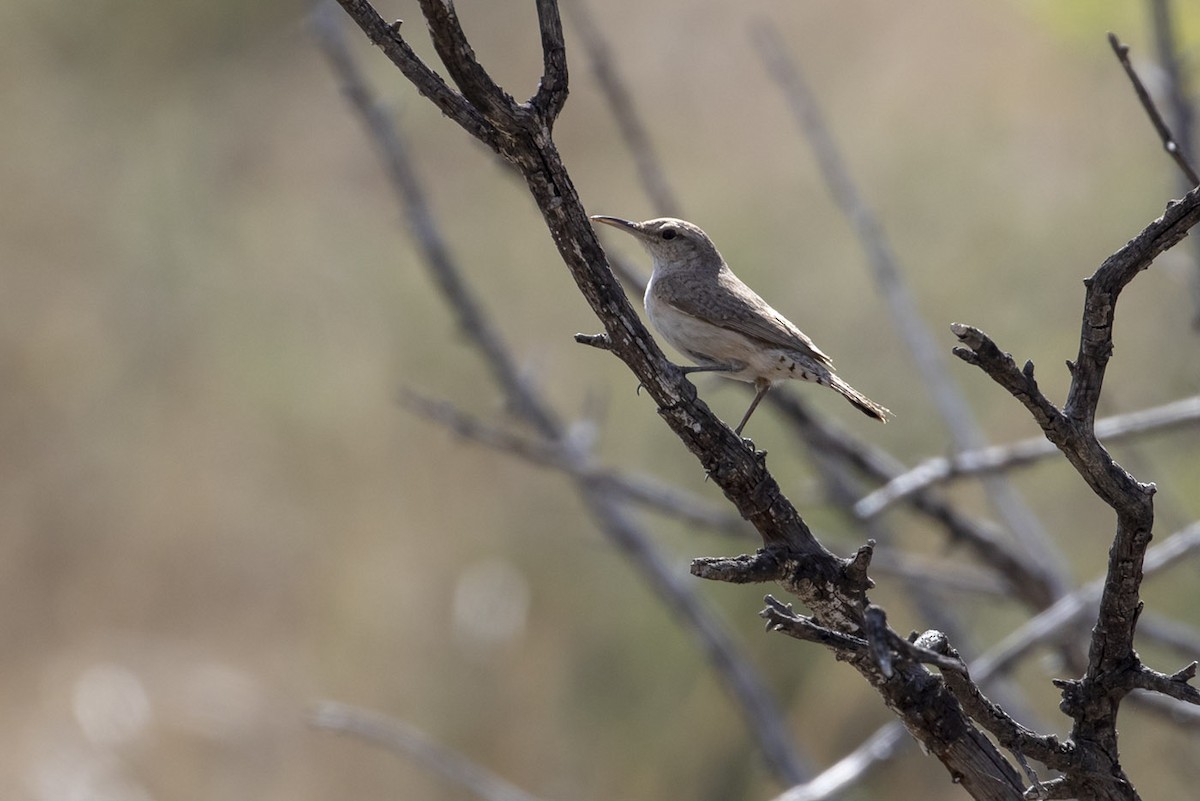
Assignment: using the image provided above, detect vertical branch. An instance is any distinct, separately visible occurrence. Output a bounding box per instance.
[951,183,1200,798]
[415,0,521,127]
[530,0,569,121]
[333,0,503,151]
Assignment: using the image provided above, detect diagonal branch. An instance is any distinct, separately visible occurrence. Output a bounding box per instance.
[1127,663,1200,705]
[769,723,909,801]
[333,0,503,151]
[415,0,522,127]
[1108,32,1199,186]
[920,632,1074,773]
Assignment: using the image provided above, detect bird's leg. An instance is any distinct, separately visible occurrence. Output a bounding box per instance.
[637,362,736,395]
[734,381,772,436]
[679,362,740,377]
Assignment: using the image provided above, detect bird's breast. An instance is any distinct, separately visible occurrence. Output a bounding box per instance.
[644,276,828,386]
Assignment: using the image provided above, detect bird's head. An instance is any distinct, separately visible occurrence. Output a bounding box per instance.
[590,215,722,273]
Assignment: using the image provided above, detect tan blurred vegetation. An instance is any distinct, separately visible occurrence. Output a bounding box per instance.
[2,0,1200,799]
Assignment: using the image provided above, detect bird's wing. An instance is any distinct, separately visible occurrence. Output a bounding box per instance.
[653,269,834,367]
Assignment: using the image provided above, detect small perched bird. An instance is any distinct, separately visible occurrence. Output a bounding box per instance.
[591,215,890,435]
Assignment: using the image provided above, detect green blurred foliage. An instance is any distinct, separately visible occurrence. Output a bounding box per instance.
[2,0,1199,800]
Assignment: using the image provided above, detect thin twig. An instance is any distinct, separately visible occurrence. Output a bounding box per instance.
[1128,663,1200,705]
[856,395,1200,518]
[530,0,568,122]
[1144,0,1200,328]
[311,701,550,801]
[1109,31,1200,185]
[760,596,869,653]
[753,21,1067,591]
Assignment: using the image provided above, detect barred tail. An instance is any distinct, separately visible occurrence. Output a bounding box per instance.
[829,374,891,422]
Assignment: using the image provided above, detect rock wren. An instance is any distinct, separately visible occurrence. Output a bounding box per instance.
[591,215,890,435]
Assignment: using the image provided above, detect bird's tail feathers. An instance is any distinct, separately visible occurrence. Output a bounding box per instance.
[829,374,891,422]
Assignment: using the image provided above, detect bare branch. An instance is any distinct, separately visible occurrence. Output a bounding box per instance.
[529,0,568,122]
[310,701,550,801]
[760,595,868,653]
[1067,186,1200,429]
[416,0,522,127]
[1108,32,1199,185]
[920,632,1074,773]
[857,395,1200,518]
[691,551,788,585]
[332,0,503,150]
[1127,663,1200,705]
[860,606,973,680]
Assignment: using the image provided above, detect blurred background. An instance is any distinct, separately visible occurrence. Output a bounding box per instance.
[3,0,1200,799]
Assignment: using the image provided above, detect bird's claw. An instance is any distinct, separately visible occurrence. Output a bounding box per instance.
[741,438,768,463]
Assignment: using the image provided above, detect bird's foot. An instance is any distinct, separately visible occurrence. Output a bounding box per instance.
[741,437,768,461]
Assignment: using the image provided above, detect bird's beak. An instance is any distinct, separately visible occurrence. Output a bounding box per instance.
[589,215,642,236]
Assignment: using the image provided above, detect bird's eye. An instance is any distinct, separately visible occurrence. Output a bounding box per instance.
[661,228,677,241]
